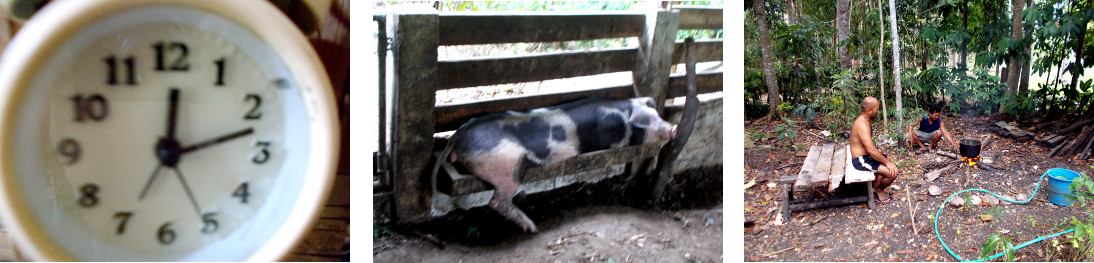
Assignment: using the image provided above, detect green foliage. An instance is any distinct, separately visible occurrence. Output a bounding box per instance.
[774,119,797,142]
[777,102,794,115]
[1052,168,1094,261]
[981,232,1017,262]
[748,129,766,140]
[1067,174,1094,212]
[790,103,819,124]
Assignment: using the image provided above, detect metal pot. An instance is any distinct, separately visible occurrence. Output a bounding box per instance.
[960,139,981,158]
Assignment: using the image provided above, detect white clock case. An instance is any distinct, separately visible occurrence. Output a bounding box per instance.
[0,0,339,261]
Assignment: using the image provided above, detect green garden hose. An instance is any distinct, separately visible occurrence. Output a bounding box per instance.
[933,169,1076,262]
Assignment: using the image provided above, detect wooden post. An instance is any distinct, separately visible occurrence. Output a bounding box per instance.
[631,9,678,202]
[389,7,438,224]
[632,9,680,110]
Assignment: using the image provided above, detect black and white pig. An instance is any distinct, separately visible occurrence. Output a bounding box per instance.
[435,97,677,233]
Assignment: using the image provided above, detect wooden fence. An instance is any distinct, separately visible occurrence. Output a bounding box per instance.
[375,5,723,225]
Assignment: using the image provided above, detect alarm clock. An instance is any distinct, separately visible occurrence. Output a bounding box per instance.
[0,0,339,261]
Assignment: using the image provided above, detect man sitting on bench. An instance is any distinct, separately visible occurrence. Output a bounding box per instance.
[907,104,959,154]
[850,96,899,204]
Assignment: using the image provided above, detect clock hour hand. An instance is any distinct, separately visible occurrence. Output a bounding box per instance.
[180,128,254,154]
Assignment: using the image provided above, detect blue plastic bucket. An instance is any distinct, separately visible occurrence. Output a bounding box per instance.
[1046,168,1082,206]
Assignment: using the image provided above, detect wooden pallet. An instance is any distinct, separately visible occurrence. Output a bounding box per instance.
[779,144,875,220]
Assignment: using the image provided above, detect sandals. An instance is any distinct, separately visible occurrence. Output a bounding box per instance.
[875,193,896,204]
[914,149,927,155]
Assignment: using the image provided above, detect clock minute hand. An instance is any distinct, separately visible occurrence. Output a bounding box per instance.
[166,88,180,139]
[180,128,254,154]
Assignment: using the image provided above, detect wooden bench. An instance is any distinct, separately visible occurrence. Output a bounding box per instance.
[779,143,876,220]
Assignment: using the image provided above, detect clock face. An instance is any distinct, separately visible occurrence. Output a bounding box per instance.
[0,3,328,261]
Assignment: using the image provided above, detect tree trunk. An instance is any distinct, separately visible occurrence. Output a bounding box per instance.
[1019,0,1033,94]
[754,0,782,118]
[786,0,800,24]
[890,0,903,121]
[878,0,888,126]
[961,4,969,82]
[838,0,852,71]
[1003,0,1025,114]
[1070,9,1088,96]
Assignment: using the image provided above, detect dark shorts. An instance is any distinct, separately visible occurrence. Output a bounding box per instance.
[852,153,887,172]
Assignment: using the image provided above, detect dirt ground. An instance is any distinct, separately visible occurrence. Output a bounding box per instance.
[743,114,1094,261]
[374,167,723,263]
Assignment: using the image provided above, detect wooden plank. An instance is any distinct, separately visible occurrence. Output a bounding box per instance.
[438,143,664,196]
[632,10,679,111]
[1050,135,1067,145]
[672,39,723,64]
[434,85,634,132]
[793,146,822,191]
[845,150,876,183]
[666,71,722,98]
[437,48,636,90]
[390,8,439,224]
[828,145,847,192]
[809,144,836,187]
[676,7,723,29]
[788,195,870,212]
[438,12,645,45]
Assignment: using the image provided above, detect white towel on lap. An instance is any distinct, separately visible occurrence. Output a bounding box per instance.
[844,145,876,183]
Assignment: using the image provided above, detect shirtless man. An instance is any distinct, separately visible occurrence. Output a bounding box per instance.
[849,96,899,203]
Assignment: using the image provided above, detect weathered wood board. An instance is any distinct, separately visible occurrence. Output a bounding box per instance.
[793,146,822,191]
[808,144,835,187]
[992,121,1034,142]
[828,144,847,192]
[845,148,877,184]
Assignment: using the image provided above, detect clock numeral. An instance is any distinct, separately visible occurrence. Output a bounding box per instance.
[70,94,109,122]
[244,94,262,120]
[153,42,190,71]
[201,212,219,233]
[114,211,133,235]
[103,56,137,86]
[78,183,99,208]
[56,138,81,165]
[252,141,271,164]
[214,58,226,86]
[232,182,250,204]
[157,222,176,245]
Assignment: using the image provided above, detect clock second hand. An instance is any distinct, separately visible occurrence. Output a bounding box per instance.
[138,165,164,200]
[169,167,202,215]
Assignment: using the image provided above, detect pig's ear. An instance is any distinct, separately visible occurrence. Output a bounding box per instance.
[634,97,656,108]
[628,108,654,128]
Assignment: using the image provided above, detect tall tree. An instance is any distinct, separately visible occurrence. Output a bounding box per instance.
[1003,0,1025,114]
[877,0,888,126]
[1068,0,1089,96]
[838,0,852,70]
[889,0,903,121]
[1019,0,1033,94]
[961,2,970,82]
[753,0,782,118]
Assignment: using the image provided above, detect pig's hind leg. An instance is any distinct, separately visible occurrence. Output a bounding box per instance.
[468,148,538,233]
